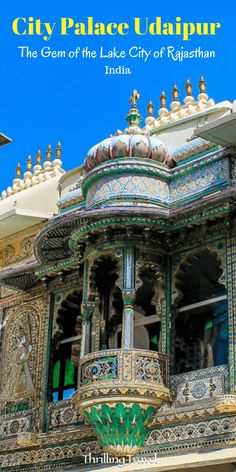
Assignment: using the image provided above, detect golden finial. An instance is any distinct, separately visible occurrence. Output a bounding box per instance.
[16,162,21,178]
[147,99,154,117]
[129,89,140,108]
[185,79,193,96]
[172,84,179,101]
[56,141,62,159]
[46,144,52,161]
[36,149,42,165]
[199,75,206,93]
[160,91,167,108]
[26,154,32,171]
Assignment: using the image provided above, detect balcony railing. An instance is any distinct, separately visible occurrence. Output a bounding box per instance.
[73,348,171,456]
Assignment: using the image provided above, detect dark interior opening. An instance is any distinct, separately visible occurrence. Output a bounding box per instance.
[177,252,225,307]
[174,251,228,374]
[50,290,82,402]
[93,256,123,350]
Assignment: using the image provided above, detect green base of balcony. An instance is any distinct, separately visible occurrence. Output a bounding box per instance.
[73,348,172,456]
[83,402,155,456]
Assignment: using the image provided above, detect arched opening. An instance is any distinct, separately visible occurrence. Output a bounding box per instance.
[174,250,228,374]
[50,290,82,402]
[90,255,123,350]
[133,265,161,351]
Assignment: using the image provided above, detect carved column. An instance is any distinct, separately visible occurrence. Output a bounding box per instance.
[226,233,236,393]
[80,301,95,357]
[121,292,135,348]
[80,259,95,358]
[121,246,136,349]
[92,294,101,352]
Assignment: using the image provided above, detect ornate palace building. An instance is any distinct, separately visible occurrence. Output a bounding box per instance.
[0,78,236,471]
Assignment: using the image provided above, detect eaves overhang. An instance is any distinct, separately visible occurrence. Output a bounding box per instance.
[0,132,11,147]
[194,112,236,148]
[0,259,39,290]
[0,208,50,239]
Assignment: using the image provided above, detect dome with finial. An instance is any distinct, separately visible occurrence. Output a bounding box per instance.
[84,90,175,173]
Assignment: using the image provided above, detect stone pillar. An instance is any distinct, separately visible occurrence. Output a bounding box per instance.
[80,301,95,358]
[121,246,136,349]
[226,233,236,393]
[121,292,135,348]
[80,259,95,358]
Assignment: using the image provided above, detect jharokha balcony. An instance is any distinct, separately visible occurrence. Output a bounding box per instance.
[72,348,171,456]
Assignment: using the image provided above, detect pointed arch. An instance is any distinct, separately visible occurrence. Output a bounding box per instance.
[171,247,228,374]
[49,290,82,402]
[88,253,123,351]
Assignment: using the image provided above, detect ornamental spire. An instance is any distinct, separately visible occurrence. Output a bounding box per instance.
[147,99,154,117]
[26,154,32,171]
[172,84,179,102]
[199,75,207,94]
[36,149,42,165]
[197,75,209,103]
[145,76,214,130]
[185,79,193,96]
[125,89,143,133]
[16,162,21,178]
[129,89,140,108]
[170,84,181,110]
[24,155,33,187]
[1,144,64,200]
[46,144,52,161]
[160,91,167,108]
[56,141,62,159]
[44,144,53,173]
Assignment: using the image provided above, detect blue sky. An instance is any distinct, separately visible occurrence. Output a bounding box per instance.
[0,0,235,191]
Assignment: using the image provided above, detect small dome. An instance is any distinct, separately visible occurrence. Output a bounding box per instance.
[84,133,174,173]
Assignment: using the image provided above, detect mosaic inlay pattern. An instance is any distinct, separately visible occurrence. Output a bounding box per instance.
[86,174,168,208]
[170,160,229,202]
[136,355,163,383]
[146,416,236,446]
[0,441,101,469]
[85,158,229,209]
[81,356,118,385]
[0,411,32,437]
[171,365,229,406]
[47,400,84,430]
[79,349,170,388]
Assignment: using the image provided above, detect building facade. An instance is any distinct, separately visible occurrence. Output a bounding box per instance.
[0,79,236,471]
